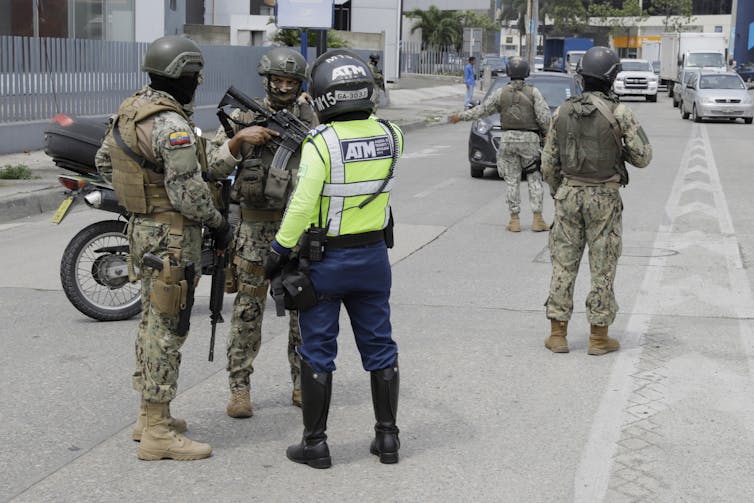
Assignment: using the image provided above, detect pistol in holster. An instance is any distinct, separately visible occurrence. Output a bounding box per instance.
[142,252,196,337]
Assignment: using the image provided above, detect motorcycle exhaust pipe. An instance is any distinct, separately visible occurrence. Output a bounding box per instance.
[84,190,127,215]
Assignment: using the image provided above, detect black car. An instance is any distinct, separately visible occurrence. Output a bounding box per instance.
[482,57,507,77]
[735,64,754,84]
[467,72,582,178]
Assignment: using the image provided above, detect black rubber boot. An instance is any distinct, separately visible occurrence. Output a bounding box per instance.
[370,362,400,464]
[286,360,332,469]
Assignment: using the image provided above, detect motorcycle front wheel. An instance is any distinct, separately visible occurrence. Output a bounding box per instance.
[60,220,142,321]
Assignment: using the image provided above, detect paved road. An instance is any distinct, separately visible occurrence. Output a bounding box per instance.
[2,93,754,502]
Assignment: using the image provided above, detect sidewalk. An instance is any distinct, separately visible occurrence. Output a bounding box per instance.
[0,74,478,224]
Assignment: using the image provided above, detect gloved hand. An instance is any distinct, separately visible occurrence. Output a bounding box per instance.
[263,247,287,280]
[212,218,233,251]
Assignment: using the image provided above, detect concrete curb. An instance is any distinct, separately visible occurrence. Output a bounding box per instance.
[0,186,64,224]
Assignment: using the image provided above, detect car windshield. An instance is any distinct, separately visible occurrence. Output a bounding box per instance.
[621,60,652,72]
[484,58,505,67]
[699,74,745,90]
[535,57,544,65]
[686,52,725,68]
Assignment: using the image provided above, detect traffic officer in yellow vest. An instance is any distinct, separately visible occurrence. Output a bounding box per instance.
[542,46,652,355]
[206,47,317,418]
[95,35,240,461]
[449,57,551,233]
[263,49,403,469]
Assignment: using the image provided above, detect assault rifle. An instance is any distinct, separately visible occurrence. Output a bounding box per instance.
[217,85,312,171]
[208,179,232,362]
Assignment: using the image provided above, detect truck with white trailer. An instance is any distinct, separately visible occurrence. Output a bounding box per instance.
[660,32,728,97]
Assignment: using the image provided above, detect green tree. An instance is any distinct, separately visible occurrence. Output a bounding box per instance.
[588,0,648,42]
[547,0,589,36]
[648,0,695,32]
[406,6,462,50]
[271,28,349,48]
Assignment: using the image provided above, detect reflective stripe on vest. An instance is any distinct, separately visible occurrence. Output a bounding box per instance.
[320,122,395,236]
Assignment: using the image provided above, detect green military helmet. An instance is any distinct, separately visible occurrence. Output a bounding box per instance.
[257,47,307,82]
[142,35,204,79]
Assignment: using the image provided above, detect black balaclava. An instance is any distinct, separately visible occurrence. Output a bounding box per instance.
[149,73,200,105]
[582,75,612,95]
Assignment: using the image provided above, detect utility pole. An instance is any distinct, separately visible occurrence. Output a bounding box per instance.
[526,0,539,67]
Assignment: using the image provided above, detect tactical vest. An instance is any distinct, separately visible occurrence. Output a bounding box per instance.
[499,84,539,131]
[310,119,400,237]
[555,93,625,183]
[108,90,208,214]
[233,99,315,211]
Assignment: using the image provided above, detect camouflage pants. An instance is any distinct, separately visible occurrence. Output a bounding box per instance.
[546,185,623,326]
[130,217,202,403]
[226,217,302,392]
[498,140,544,215]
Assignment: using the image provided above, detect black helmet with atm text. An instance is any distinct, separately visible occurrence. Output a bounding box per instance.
[506,57,530,80]
[142,35,203,79]
[578,46,622,84]
[308,49,375,123]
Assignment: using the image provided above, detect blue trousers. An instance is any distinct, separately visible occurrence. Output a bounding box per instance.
[297,242,398,373]
[465,84,475,107]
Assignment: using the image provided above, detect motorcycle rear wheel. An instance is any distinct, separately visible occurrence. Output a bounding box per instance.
[60,220,141,321]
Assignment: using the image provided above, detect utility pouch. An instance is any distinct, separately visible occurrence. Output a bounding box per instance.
[150,277,186,316]
[148,257,186,316]
[224,263,238,294]
[264,166,291,204]
[383,209,395,249]
[282,259,318,311]
[232,159,264,203]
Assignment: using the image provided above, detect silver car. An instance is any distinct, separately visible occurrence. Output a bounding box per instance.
[679,71,754,124]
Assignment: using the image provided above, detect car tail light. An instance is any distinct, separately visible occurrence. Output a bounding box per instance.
[51,114,74,127]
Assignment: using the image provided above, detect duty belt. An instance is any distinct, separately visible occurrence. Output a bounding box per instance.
[144,211,200,230]
[326,230,384,249]
[240,207,284,222]
[564,178,620,190]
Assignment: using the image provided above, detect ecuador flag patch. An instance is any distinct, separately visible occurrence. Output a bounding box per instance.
[168,131,191,146]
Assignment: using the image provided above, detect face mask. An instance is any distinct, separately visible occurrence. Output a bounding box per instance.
[265,76,300,107]
[150,73,200,105]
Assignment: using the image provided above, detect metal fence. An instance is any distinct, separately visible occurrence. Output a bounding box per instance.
[0,36,270,124]
[399,40,466,76]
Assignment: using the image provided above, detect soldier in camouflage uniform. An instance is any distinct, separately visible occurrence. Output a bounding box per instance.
[541,47,652,355]
[206,47,317,418]
[95,36,238,460]
[450,57,551,233]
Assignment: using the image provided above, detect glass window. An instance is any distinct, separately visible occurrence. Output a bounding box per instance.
[621,60,653,72]
[0,0,34,36]
[74,0,103,39]
[104,0,135,41]
[700,74,744,90]
[39,0,69,38]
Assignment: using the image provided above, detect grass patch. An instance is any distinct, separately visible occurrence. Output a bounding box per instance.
[0,164,36,180]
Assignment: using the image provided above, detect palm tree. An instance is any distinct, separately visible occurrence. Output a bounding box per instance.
[406,6,462,50]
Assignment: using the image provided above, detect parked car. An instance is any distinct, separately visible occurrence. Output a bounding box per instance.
[672,68,697,108]
[734,64,754,84]
[679,71,754,124]
[468,72,582,178]
[613,58,658,102]
[482,56,507,77]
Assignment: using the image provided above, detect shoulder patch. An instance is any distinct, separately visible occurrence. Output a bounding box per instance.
[168,131,192,146]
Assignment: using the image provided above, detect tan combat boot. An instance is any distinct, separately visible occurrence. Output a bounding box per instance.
[137,402,212,461]
[226,389,253,418]
[132,399,187,442]
[545,319,569,353]
[588,325,620,355]
[292,387,302,408]
[532,212,549,232]
[506,214,521,232]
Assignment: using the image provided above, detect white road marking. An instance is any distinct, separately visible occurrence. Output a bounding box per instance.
[574,123,754,501]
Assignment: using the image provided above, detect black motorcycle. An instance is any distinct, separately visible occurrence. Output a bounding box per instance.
[44,114,220,321]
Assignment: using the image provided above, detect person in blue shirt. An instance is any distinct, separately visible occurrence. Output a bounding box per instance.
[464,56,477,108]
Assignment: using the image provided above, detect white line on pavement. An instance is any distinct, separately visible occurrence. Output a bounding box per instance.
[573,123,754,501]
[413,178,457,198]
